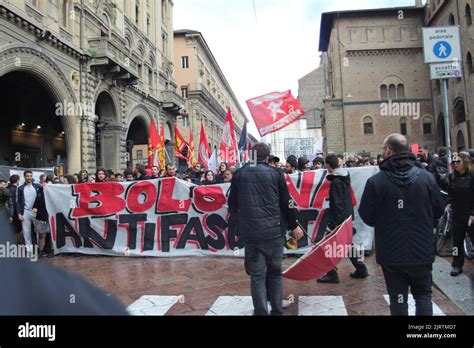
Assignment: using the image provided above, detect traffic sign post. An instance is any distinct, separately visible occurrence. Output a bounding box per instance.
[423,26,463,173]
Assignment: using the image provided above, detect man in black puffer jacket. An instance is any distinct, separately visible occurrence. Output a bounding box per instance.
[359,134,444,316]
[228,143,303,316]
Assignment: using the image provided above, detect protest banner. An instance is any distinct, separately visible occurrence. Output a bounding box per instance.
[44,167,378,257]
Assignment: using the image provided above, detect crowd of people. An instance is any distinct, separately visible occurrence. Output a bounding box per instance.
[0,137,472,317]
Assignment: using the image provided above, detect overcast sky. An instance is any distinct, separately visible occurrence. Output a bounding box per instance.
[174,0,420,139]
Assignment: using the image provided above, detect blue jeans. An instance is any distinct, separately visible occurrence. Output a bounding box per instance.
[382,264,433,316]
[244,237,284,316]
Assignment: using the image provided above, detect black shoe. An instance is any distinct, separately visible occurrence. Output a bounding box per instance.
[350,269,369,279]
[450,267,463,277]
[317,273,340,284]
[47,251,55,258]
[38,250,47,258]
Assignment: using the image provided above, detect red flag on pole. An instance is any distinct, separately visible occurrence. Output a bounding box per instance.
[246,90,305,137]
[157,123,166,171]
[220,108,238,166]
[188,129,197,167]
[198,121,211,170]
[174,124,189,160]
[148,120,160,168]
[282,217,353,281]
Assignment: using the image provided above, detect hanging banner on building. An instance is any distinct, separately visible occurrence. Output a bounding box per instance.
[246,90,305,137]
[44,167,378,257]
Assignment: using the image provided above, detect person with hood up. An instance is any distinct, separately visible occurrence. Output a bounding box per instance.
[359,134,444,316]
[317,155,369,284]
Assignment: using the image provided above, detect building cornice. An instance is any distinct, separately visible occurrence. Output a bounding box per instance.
[0,4,88,61]
[346,47,423,57]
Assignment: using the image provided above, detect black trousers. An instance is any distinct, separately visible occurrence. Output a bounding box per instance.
[244,237,284,316]
[382,264,433,316]
[452,217,474,268]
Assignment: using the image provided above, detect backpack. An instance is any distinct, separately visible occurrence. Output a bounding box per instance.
[433,159,449,191]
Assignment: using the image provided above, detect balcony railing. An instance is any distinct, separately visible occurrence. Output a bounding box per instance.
[161,90,185,114]
[87,36,139,84]
[188,82,226,120]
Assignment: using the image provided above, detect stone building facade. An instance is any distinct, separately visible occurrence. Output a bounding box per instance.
[426,0,473,151]
[173,29,247,164]
[319,5,436,157]
[0,0,184,174]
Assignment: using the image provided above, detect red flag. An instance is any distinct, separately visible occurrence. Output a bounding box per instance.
[220,108,238,166]
[411,144,419,156]
[157,124,166,171]
[148,120,160,168]
[174,124,189,160]
[188,130,197,167]
[198,121,211,170]
[246,90,305,137]
[282,218,353,281]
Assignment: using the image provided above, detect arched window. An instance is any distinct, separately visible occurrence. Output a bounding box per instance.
[125,35,132,49]
[454,99,466,124]
[380,85,388,99]
[363,116,374,135]
[397,84,405,99]
[400,117,407,135]
[457,130,466,151]
[466,4,472,26]
[388,84,397,99]
[101,13,110,37]
[449,13,456,25]
[467,51,473,74]
[422,116,433,135]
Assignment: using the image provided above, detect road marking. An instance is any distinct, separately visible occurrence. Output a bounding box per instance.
[298,296,348,316]
[383,295,445,316]
[206,296,254,316]
[127,296,180,316]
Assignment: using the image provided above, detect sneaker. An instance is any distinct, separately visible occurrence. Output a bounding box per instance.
[267,300,292,310]
[350,269,369,279]
[317,273,340,284]
[450,267,463,277]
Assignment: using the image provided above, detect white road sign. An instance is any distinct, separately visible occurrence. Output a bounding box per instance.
[422,26,462,64]
[430,62,463,80]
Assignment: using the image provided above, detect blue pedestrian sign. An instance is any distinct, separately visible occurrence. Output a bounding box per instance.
[433,41,452,59]
[422,26,462,64]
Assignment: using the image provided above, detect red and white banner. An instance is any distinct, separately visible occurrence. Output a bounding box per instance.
[44,167,378,257]
[246,90,305,137]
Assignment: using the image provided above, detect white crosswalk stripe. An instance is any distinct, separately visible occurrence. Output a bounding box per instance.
[383,295,445,316]
[126,294,445,316]
[127,296,181,315]
[206,296,254,316]
[298,296,348,316]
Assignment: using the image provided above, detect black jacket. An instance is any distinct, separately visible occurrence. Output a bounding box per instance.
[6,184,18,215]
[327,170,354,230]
[33,187,48,222]
[427,156,449,190]
[447,171,474,222]
[228,163,298,243]
[0,211,127,315]
[359,152,444,266]
[16,183,42,216]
